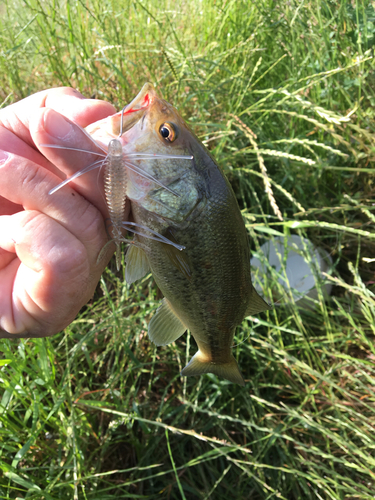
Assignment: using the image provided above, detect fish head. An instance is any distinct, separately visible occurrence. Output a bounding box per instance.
[87,84,207,222]
[119,83,193,159]
[87,83,191,156]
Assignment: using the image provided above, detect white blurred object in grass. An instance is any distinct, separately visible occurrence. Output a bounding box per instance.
[251,234,332,307]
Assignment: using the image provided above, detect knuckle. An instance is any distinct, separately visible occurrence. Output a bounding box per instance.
[78,203,107,247]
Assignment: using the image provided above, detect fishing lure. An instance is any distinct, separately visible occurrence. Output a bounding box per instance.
[103,138,127,270]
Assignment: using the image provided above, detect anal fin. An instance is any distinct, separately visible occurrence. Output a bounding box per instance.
[245,286,272,316]
[148,298,186,346]
[181,351,245,386]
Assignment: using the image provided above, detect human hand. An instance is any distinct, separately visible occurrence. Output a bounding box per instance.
[0,87,124,338]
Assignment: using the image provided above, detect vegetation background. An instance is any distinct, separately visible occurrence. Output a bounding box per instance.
[0,0,374,498]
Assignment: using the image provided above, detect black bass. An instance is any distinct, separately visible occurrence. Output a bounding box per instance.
[86,83,270,386]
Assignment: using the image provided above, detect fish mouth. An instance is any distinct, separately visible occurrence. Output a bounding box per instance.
[124,83,157,115]
[84,84,156,143]
[116,83,157,136]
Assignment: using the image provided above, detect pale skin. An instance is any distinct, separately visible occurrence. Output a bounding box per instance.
[0,87,128,338]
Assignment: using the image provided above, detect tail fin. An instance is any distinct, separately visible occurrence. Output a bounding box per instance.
[181,351,245,386]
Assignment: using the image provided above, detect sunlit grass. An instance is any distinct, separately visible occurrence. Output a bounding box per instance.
[0,0,375,498]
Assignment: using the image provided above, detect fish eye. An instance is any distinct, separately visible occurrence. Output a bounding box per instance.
[159,122,177,142]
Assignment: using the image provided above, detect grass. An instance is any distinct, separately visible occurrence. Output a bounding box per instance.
[0,0,375,498]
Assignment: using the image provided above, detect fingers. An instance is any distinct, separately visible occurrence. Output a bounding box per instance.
[0,87,118,200]
[0,153,23,217]
[0,118,57,174]
[0,88,120,338]
[0,210,105,337]
[0,152,113,338]
[0,152,109,265]
[44,89,116,127]
[30,108,112,217]
[0,87,116,147]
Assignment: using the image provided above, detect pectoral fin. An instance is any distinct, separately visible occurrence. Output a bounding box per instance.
[125,243,151,284]
[148,298,187,346]
[245,287,272,316]
[181,351,245,386]
[163,244,191,280]
[162,228,191,280]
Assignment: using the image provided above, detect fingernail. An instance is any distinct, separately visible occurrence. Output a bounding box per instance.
[0,150,9,165]
[44,109,73,140]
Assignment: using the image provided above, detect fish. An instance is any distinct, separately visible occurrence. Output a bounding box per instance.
[85,83,271,385]
[47,83,271,385]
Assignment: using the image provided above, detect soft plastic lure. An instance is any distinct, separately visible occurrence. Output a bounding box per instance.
[103,138,127,270]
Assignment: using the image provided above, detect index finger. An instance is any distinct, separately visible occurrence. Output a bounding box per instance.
[0,87,116,148]
[30,108,113,218]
